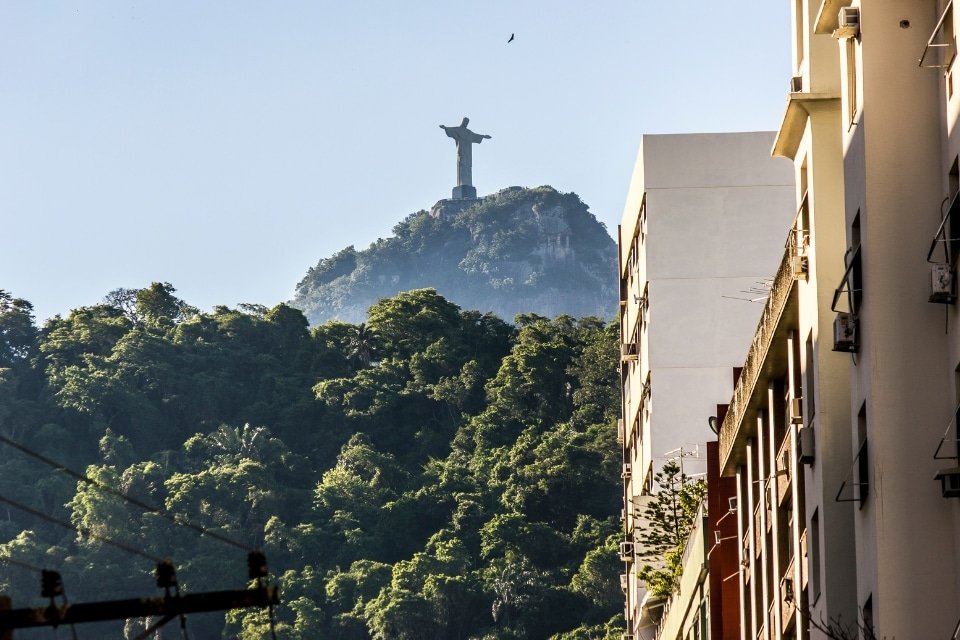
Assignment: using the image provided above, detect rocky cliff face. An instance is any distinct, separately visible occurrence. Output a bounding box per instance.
[291,186,617,324]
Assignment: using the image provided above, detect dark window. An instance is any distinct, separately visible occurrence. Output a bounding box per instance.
[805,332,816,420]
[857,404,869,506]
[810,509,821,602]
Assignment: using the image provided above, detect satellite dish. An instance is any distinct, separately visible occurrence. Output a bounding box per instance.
[708,416,719,434]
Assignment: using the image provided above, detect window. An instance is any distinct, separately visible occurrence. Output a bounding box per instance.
[638,194,648,244]
[954,363,960,460]
[862,594,874,636]
[794,0,805,70]
[831,212,863,317]
[809,509,822,602]
[946,4,956,69]
[850,214,863,312]
[845,37,859,125]
[929,173,960,266]
[805,332,816,421]
[950,160,960,266]
[857,404,869,506]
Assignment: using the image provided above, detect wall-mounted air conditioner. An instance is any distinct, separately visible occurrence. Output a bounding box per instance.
[620,342,639,361]
[835,6,860,38]
[936,467,960,498]
[618,541,635,561]
[622,463,632,479]
[930,264,956,304]
[620,573,628,592]
[777,448,791,478]
[791,254,809,279]
[781,575,795,603]
[798,425,815,465]
[790,397,804,424]
[790,75,803,93]
[832,312,858,352]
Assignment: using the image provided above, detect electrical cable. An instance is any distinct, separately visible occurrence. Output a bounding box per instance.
[0,493,163,565]
[0,554,44,574]
[0,439,277,633]
[0,434,253,552]
[2,557,80,638]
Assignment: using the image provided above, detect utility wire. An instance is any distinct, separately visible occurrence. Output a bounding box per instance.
[0,554,44,574]
[0,493,163,564]
[0,435,253,552]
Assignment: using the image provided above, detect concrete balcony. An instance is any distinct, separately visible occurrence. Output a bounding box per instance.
[720,228,804,475]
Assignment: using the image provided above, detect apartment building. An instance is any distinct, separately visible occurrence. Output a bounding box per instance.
[716,1,960,639]
[838,0,959,637]
[645,441,741,640]
[617,133,795,637]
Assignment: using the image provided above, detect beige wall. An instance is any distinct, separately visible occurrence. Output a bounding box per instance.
[841,1,957,636]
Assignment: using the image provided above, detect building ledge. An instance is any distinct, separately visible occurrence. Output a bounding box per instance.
[772,92,841,160]
[814,0,853,35]
[719,235,802,475]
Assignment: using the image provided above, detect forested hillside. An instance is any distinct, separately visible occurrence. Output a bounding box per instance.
[291,186,618,325]
[0,285,623,639]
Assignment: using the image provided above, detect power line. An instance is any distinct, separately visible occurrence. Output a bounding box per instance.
[0,434,253,552]
[0,493,163,565]
[0,555,44,574]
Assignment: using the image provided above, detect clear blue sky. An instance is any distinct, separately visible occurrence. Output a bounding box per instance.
[0,1,791,322]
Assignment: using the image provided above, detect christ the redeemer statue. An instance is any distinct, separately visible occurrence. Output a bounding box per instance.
[440,117,491,199]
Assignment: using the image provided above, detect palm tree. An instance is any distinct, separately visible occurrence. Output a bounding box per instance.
[347,323,377,368]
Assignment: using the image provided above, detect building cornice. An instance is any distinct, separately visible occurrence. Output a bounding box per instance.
[772,92,841,160]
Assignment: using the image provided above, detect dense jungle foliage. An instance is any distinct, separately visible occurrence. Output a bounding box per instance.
[291,186,617,325]
[0,284,623,639]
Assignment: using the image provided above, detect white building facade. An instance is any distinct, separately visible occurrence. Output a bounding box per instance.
[618,133,795,636]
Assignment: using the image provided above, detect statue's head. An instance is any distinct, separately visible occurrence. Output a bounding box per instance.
[460,117,469,127]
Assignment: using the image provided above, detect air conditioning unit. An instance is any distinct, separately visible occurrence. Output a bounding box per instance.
[790,397,804,424]
[791,254,809,278]
[781,575,795,603]
[790,75,803,93]
[798,425,815,464]
[620,342,639,361]
[930,263,956,304]
[620,573,628,592]
[728,497,738,513]
[835,6,860,37]
[622,463,633,479]
[619,541,635,561]
[935,467,960,498]
[832,312,858,352]
[777,448,791,478]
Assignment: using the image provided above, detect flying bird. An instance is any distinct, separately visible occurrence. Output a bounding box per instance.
[507,33,515,43]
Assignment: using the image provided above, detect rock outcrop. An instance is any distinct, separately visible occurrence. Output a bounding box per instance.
[291,186,617,324]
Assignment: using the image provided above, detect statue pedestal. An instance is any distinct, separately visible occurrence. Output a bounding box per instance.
[430,196,483,221]
[452,185,477,199]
